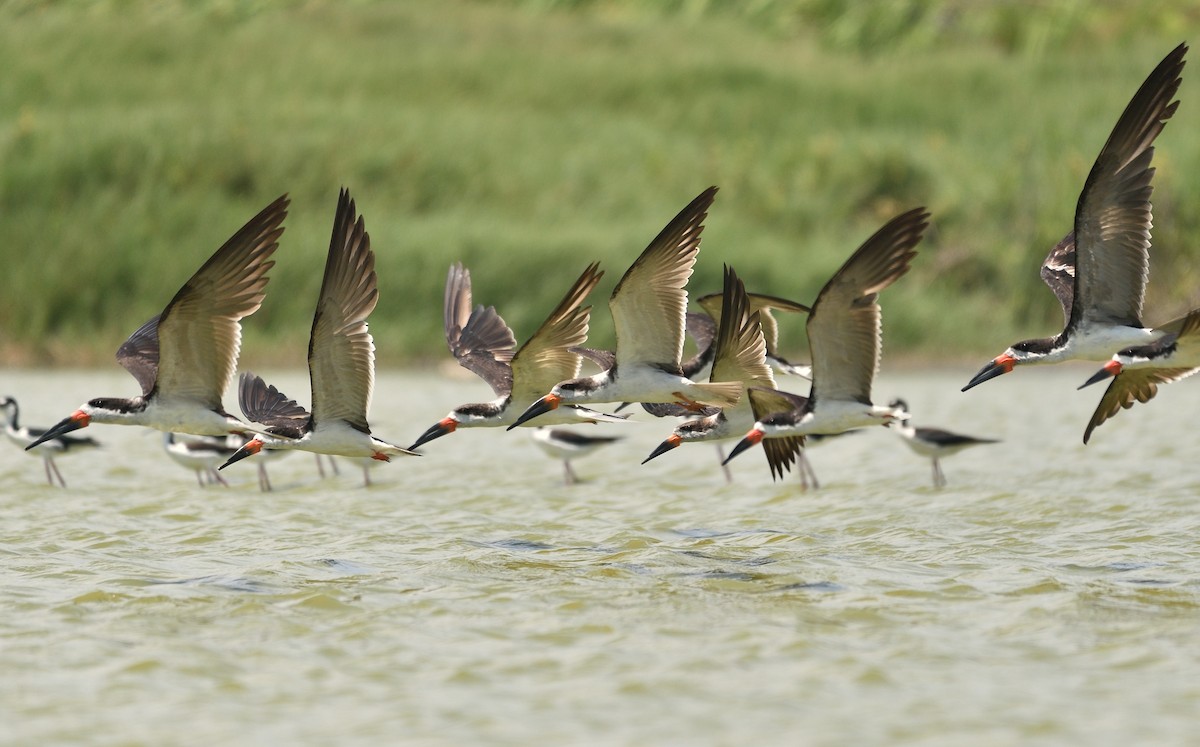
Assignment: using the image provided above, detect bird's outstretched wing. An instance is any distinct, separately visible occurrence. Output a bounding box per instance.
[154,195,288,408]
[444,262,517,396]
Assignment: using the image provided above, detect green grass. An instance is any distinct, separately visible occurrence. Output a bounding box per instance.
[2,1,1200,368]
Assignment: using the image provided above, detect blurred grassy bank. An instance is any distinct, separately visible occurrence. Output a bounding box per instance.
[2,0,1199,369]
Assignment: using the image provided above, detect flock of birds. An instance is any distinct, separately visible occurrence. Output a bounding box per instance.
[3,43,1196,493]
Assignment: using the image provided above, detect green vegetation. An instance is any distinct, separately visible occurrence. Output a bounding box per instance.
[2,0,1199,368]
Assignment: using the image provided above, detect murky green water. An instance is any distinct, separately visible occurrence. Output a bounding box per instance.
[3,368,1199,745]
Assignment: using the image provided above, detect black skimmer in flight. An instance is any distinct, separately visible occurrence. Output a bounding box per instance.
[25,195,289,448]
[1078,307,1200,443]
[723,208,929,468]
[408,261,626,450]
[962,43,1187,391]
[2,396,100,487]
[219,189,417,470]
[529,427,622,486]
[641,266,802,481]
[696,287,811,379]
[508,186,741,428]
[887,399,999,488]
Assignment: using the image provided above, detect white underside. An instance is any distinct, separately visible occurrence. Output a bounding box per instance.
[529,429,615,461]
[1039,326,1165,364]
[261,420,412,459]
[761,401,899,438]
[559,367,718,406]
[456,398,626,429]
[88,400,247,437]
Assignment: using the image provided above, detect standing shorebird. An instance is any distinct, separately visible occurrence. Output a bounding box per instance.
[2,396,100,487]
[887,399,999,488]
[161,432,235,488]
[962,44,1187,391]
[508,187,741,428]
[529,427,622,486]
[220,189,417,470]
[25,196,289,448]
[641,266,803,481]
[409,261,626,451]
[1078,307,1200,443]
[723,208,928,467]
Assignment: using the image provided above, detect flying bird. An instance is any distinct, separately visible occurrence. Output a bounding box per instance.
[723,208,928,468]
[409,261,625,450]
[1078,307,1200,443]
[963,43,1187,391]
[507,186,741,429]
[220,189,417,469]
[25,195,289,448]
[641,265,803,481]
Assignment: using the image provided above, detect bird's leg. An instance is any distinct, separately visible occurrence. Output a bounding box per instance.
[330,456,341,476]
[45,457,65,488]
[315,454,326,479]
[671,392,708,412]
[715,444,733,483]
[258,464,272,492]
[362,464,371,488]
[211,468,229,488]
[563,460,577,486]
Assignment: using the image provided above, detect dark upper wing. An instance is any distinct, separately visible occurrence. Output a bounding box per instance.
[710,267,774,390]
[808,209,927,406]
[444,262,517,396]
[1082,306,1200,443]
[681,311,718,378]
[762,435,804,481]
[697,289,809,355]
[1083,366,1197,444]
[1039,233,1077,327]
[511,262,604,401]
[238,371,311,438]
[610,187,716,367]
[570,346,617,372]
[747,386,809,422]
[1071,43,1185,331]
[308,189,377,432]
[115,314,162,397]
[154,195,287,408]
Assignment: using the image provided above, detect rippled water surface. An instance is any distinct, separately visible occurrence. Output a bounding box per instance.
[3,368,1200,745]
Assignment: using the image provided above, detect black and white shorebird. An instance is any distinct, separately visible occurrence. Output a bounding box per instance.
[162,432,295,491]
[220,189,418,470]
[408,261,626,450]
[2,396,100,487]
[508,187,742,428]
[887,399,999,488]
[25,196,289,448]
[1078,307,1200,443]
[529,427,622,486]
[641,266,802,481]
[962,43,1187,391]
[161,432,235,488]
[723,208,928,468]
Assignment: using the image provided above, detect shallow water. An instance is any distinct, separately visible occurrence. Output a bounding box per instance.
[2,367,1199,746]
